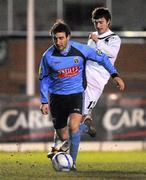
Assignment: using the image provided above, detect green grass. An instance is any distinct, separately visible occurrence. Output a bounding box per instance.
[0,151,146,180]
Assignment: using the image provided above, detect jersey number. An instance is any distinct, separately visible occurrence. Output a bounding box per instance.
[87,101,96,110]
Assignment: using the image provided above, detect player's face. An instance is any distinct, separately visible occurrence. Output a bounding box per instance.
[93,17,110,35]
[53,32,70,51]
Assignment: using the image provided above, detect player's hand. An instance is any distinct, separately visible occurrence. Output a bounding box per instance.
[40,103,49,115]
[113,76,125,91]
[89,32,98,43]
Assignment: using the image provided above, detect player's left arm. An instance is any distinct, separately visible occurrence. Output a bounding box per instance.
[113,76,125,91]
[97,52,125,91]
[39,55,50,104]
[86,46,118,75]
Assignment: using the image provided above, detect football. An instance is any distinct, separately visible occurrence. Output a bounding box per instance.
[52,152,73,171]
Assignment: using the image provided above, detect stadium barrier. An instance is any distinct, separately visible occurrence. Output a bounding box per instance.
[0,141,146,152]
[0,93,146,151]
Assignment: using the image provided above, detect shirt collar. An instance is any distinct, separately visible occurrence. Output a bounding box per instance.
[96,29,113,38]
[60,42,71,56]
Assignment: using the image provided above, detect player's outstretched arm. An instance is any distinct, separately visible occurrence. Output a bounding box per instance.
[113,76,125,91]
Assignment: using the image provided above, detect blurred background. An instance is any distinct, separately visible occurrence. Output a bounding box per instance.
[0,0,146,150]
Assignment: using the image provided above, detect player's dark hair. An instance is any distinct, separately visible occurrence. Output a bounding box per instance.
[50,19,71,37]
[92,7,111,22]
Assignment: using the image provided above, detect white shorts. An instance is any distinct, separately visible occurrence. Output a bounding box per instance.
[83,61,110,115]
[83,85,103,115]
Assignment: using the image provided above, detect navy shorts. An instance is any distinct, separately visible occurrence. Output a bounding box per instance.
[50,93,83,129]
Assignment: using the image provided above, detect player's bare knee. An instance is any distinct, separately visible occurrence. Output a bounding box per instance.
[68,124,79,133]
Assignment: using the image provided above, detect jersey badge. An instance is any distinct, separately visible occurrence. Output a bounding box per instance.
[74,57,79,64]
[96,49,103,56]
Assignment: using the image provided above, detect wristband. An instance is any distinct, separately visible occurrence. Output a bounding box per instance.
[111,73,119,78]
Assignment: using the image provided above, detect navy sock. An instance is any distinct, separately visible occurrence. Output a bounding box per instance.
[69,131,80,162]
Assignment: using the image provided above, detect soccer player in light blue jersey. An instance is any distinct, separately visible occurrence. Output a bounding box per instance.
[39,20,125,171]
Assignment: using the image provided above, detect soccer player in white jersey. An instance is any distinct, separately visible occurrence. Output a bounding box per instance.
[82,7,122,137]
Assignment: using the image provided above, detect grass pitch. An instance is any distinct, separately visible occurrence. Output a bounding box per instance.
[0,151,146,180]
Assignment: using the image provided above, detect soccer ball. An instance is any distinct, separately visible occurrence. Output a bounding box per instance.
[52,152,73,171]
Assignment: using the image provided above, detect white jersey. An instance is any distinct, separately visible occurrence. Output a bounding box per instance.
[83,30,121,115]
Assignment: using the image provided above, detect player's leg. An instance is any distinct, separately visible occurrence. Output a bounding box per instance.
[80,86,103,137]
[47,94,69,159]
[67,93,83,170]
[47,126,69,159]
[68,112,82,171]
[53,93,82,170]
[53,130,63,148]
[55,127,70,152]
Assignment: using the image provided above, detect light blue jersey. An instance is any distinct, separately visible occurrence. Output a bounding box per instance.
[39,40,118,103]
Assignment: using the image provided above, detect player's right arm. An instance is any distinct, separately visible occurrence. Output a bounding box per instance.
[39,55,50,113]
[40,103,49,115]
